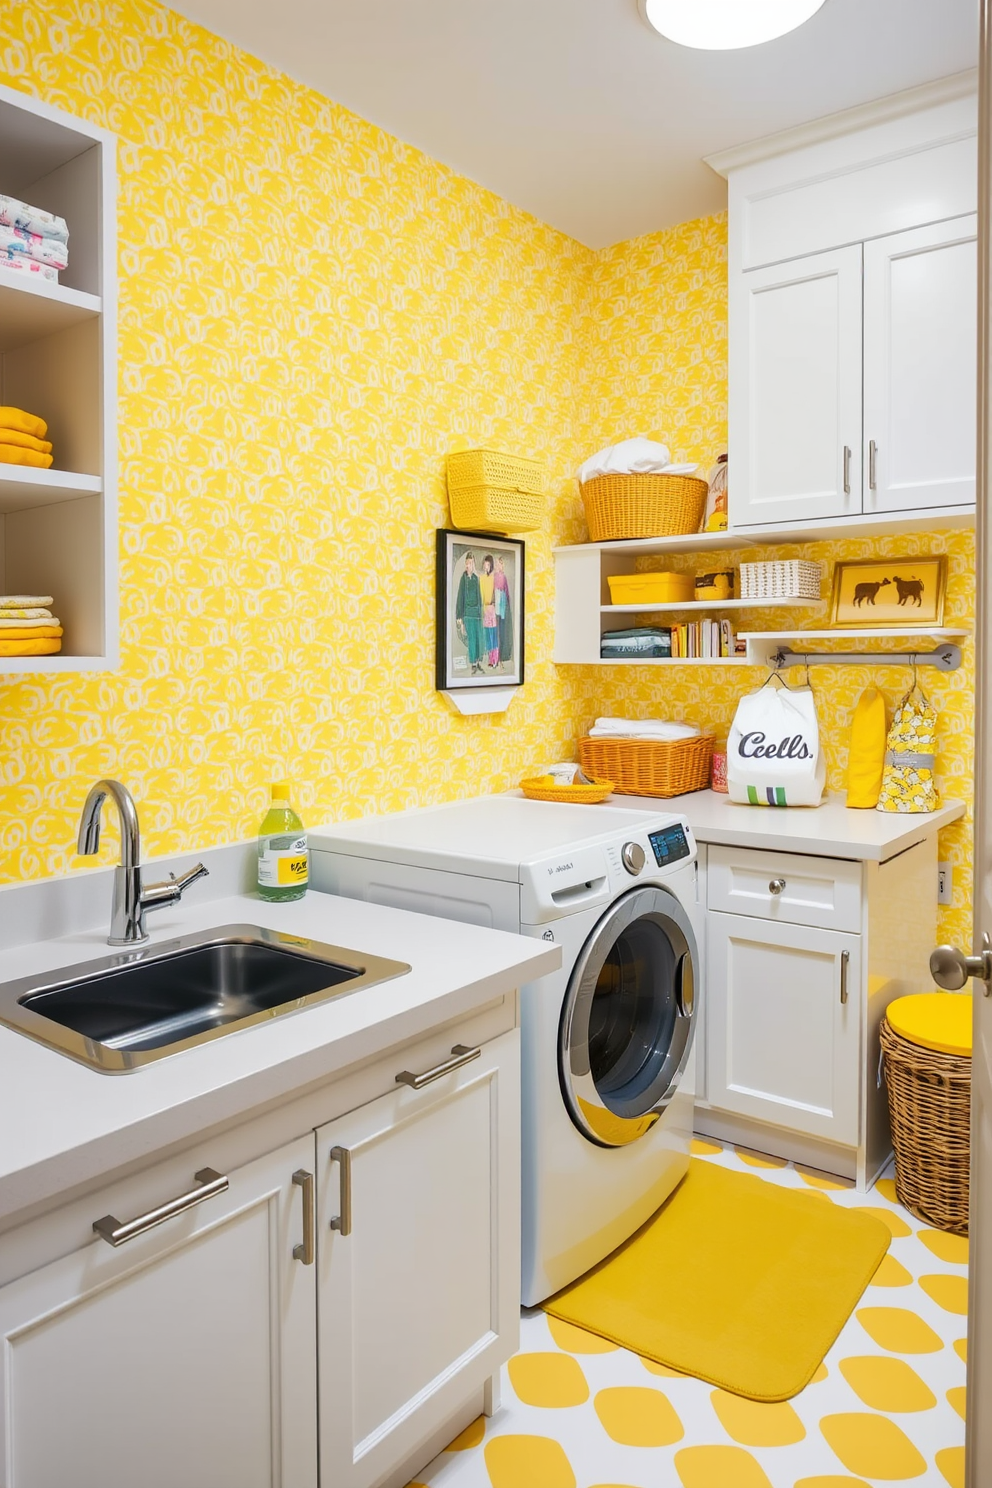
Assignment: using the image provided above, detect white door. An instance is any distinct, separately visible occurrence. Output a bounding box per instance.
[731,244,863,527]
[864,215,977,512]
[317,1030,520,1488]
[0,1135,318,1488]
[706,911,861,1146]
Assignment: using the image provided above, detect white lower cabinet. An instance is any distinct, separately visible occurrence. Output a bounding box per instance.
[706,911,861,1147]
[0,1135,319,1488]
[317,1030,520,1488]
[0,1024,520,1488]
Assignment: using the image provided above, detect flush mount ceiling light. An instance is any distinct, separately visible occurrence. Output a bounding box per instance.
[639,0,827,50]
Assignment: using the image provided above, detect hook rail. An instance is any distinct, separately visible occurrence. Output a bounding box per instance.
[772,644,961,673]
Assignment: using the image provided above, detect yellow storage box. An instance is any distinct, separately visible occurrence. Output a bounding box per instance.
[607,571,695,605]
[446,448,544,534]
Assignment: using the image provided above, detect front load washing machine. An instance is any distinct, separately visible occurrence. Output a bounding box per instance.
[309,794,701,1305]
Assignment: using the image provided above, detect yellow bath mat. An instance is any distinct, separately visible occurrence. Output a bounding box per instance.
[543,1160,890,1401]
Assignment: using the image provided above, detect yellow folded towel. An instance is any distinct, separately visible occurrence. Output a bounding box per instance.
[0,624,61,637]
[0,444,53,469]
[0,428,52,454]
[0,608,52,619]
[0,595,53,607]
[0,638,61,656]
[0,406,47,440]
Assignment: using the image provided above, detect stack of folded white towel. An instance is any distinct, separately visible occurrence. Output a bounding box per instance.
[578,438,698,484]
[588,717,700,741]
[0,195,69,284]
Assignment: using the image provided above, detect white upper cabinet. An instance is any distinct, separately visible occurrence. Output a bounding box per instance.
[863,215,977,513]
[710,74,978,533]
[732,245,863,528]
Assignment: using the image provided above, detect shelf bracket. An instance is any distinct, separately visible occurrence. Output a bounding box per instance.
[772,644,962,673]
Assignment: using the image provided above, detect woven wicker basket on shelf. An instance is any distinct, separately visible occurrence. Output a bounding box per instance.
[581,473,708,542]
[446,448,544,534]
[578,735,714,799]
[879,1016,970,1234]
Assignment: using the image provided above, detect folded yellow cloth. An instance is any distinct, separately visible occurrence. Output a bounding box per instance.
[0,625,62,638]
[0,427,52,454]
[0,444,53,469]
[0,607,52,619]
[0,406,47,440]
[0,638,61,655]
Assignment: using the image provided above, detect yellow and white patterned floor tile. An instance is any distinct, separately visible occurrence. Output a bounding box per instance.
[412,1140,967,1488]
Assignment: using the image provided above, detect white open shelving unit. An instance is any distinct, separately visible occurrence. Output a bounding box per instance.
[0,83,117,673]
[554,519,975,667]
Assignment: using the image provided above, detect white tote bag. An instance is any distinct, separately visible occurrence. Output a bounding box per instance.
[727,680,826,808]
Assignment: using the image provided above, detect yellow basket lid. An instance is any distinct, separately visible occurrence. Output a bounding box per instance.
[887,993,972,1056]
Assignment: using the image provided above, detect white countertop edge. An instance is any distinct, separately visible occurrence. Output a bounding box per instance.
[0,889,560,1224]
[613,791,967,862]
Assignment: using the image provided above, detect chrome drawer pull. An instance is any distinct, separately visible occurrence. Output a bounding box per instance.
[768,878,786,896]
[329,1146,352,1236]
[395,1044,481,1090]
[292,1169,315,1264]
[93,1167,228,1247]
[840,948,850,1005]
[843,444,852,495]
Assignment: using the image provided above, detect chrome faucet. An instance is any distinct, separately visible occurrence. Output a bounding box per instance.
[77,779,209,946]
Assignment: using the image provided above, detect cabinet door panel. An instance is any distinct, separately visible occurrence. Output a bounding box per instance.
[731,245,863,526]
[864,215,977,512]
[317,1029,519,1488]
[706,912,860,1146]
[0,1136,318,1488]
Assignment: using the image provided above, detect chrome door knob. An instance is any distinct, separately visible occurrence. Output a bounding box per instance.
[621,841,646,875]
[769,878,787,895]
[930,933,992,994]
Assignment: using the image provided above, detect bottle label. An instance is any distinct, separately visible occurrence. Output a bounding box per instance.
[258,835,309,888]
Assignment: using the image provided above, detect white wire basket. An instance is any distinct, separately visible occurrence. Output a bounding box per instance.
[739,560,822,601]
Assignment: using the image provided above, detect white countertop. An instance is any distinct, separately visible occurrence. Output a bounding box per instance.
[0,887,559,1225]
[617,790,966,861]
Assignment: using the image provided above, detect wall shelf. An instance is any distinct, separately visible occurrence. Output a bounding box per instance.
[0,275,101,354]
[0,82,117,673]
[740,628,970,640]
[602,597,820,615]
[584,657,755,667]
[0,466,101,513]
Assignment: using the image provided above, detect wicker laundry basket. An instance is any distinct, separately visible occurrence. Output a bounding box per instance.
[880,1001,971,1234]
[581,473,708,542]
[578,735,714,799]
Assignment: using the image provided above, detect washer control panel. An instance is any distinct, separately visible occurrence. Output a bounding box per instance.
[648,822,691,868]
[620,841,646,875]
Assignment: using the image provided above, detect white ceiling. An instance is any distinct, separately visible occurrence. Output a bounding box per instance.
[170,0,978,248]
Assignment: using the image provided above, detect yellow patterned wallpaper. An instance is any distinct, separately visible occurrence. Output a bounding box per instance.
[0,3,974,946]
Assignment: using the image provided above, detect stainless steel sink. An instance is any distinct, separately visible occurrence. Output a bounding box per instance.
[0,923,411,1073]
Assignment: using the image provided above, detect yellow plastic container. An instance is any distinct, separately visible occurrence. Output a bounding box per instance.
[607,571,695,606]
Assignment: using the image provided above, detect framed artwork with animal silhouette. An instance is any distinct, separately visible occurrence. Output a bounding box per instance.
[829,556,947,628]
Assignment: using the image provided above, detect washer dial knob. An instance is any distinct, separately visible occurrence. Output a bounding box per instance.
[621,841,646,875]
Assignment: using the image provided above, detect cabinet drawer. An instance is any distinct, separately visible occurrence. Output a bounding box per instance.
[707,846,862,932]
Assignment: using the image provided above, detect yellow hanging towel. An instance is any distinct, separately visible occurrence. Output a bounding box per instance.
[846,686,887,808]
[877,683,939,814]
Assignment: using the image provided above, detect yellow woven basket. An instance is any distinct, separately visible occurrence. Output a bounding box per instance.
[520,776,614,804]
[581,473,708,542]
[578,736,714,798]
[447,448,545,534]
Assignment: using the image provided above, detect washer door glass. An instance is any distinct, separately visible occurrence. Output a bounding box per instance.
[559,885,697,1148]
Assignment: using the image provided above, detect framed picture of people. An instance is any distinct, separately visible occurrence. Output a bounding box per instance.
[436,529,525,692]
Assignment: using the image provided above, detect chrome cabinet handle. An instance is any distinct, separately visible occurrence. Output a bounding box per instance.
[843,445,852,495]
[329,1146,352,1236]
[292,1169,315,1264]
[93,1167,228,1247]
[840,948,850,1005]
[395,1044,481,1090]
[768,878,786,896]
[869,439,878,491]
